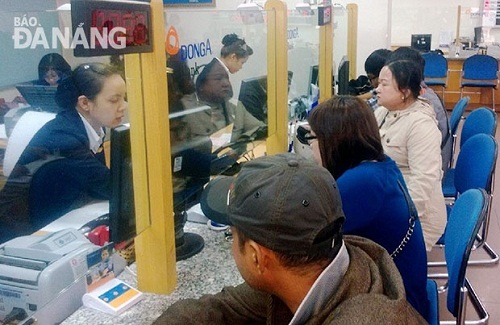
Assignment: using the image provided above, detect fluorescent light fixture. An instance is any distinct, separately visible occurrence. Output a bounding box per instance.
[57,3,71,11]
[237,3,261,10]
[237,2,264,24]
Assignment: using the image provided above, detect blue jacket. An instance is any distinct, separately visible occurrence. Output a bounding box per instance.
[337,156,429,319]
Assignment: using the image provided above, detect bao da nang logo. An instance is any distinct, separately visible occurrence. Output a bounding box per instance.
[164,26,212,61]
[12,15,126,49]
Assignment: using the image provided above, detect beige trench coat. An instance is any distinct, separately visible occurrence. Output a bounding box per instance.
[375,99,447,251]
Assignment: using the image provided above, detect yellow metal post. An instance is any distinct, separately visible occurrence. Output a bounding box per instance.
[124,0,176,293]
[319,8,333,103]
[347,3,358,80]
[265,0,288,155]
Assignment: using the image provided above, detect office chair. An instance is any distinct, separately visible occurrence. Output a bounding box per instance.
[428,188,489,325]
[460,54,499,111]
[447,97,470,168]
[433,134,498,268]
[3,111,56,177]
[459,107,497,148]
[423,52,448,102]
[427,278,439,325]
[442,107,497,197]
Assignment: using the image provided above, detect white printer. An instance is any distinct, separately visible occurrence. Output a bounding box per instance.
[0,229,117,324]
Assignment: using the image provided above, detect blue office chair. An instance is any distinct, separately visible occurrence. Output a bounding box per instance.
[428,189,489,325]
[423,52,448,102]
[434,134,498,268]
[426,279,439,325]
[442,107,497,196]
[447,97,470,168]
[460,54,499,111]
[459,107,497,148]
[449,97,470,139]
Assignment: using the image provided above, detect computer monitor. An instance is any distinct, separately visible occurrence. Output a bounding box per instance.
[16,82,60,113]
[109,124,136,244]
[238,75,267,122]
[238,71,293,123]
[171,135,213,210]
[474,27,483,46]
[411,34,432,53]
[336,56,350,95]
[308,65,319,96]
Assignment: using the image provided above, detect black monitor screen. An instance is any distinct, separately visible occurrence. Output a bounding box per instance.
[16,83,60,113]
[337,56,350,95]
[238,71,293,123]
[474,27,483,46]
[238,75,267,122]
[411,34,431,53]
[109,124,136,244]
[308,65,319,96]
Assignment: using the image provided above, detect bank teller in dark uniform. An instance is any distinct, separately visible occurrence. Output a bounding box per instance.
[0,63,127,243]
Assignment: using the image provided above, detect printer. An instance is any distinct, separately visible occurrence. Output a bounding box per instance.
[0,228,122,324]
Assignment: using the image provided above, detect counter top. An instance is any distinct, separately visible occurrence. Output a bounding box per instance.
[61,222,242,325]
[445,55,473,61]
[444,48,500,60]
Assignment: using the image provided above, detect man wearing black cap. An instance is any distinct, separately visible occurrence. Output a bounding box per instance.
[154,153,426,324]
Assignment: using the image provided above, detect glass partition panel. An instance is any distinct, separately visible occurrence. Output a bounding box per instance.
[165,8,273,224]
[332,4,349,95]
[0,1,163,321]
[287,5,320,117]
[0,1,150,246]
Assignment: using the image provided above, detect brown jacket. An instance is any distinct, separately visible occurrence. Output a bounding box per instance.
[154,235,427,324]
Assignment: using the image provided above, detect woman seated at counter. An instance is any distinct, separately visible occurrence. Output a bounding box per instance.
[0,63,127,243]
[181,59,266,143]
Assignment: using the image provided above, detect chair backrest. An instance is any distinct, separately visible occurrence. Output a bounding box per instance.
[444,188,488,317]
[460,107,497,147]
[423,52,448,78]
[3,111,56,177]
[455,133,497,195]
[462,54,499,81]
[449,96,470,136]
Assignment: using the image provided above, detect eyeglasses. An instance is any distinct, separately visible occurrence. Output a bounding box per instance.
[296,125,317,145]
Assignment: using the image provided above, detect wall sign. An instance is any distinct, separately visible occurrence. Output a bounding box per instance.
[71,0,153,57]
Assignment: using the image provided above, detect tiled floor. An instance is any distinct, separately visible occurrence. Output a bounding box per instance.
[427,109,500,323]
